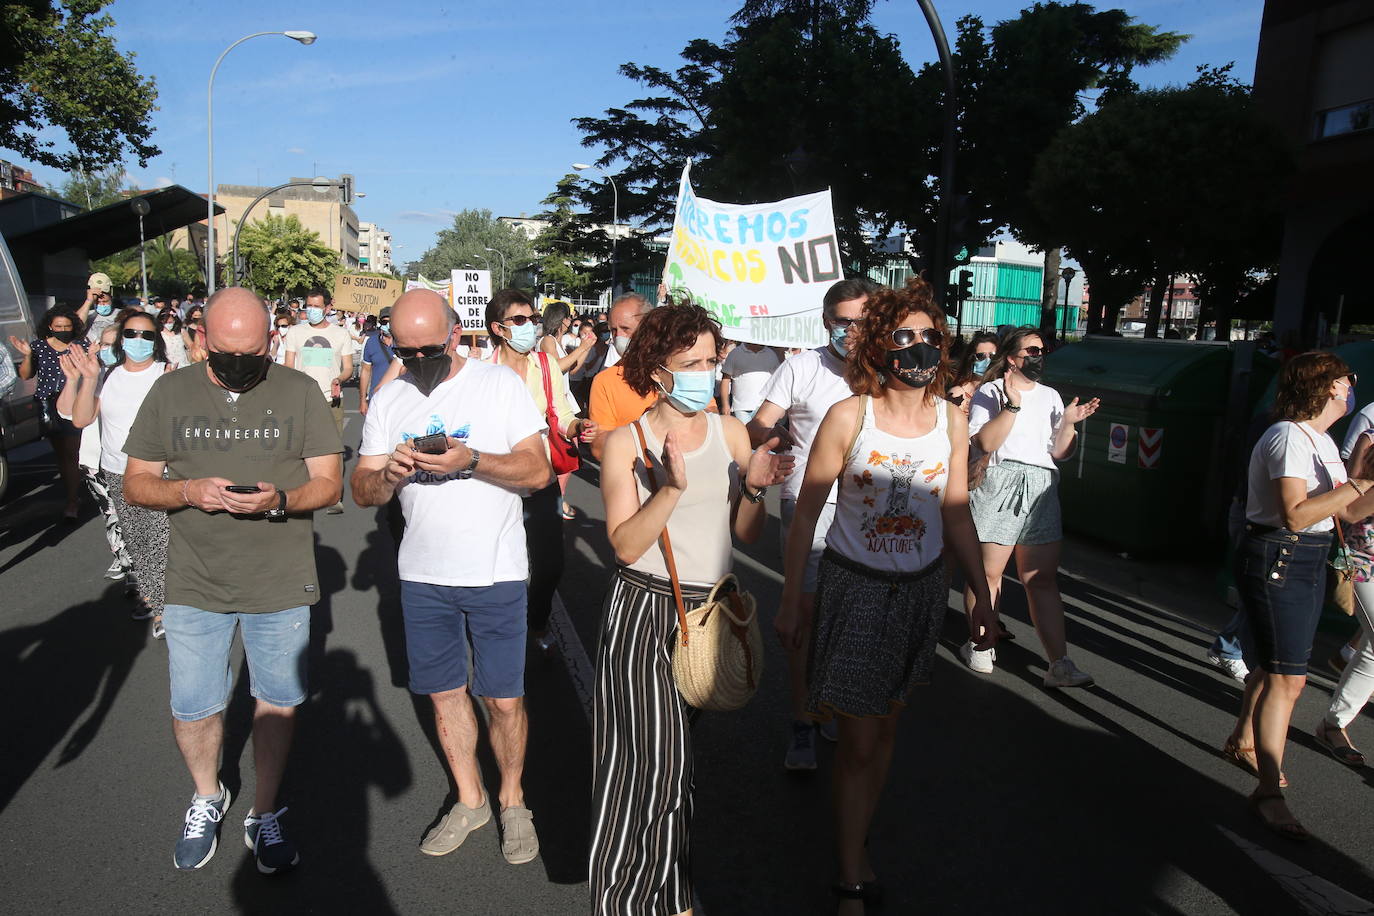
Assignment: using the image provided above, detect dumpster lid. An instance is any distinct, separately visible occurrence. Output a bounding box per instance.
[1046,337,1231,409]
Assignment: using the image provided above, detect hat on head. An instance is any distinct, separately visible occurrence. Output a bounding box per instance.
[379,306,393,319]
[88,272,112,293]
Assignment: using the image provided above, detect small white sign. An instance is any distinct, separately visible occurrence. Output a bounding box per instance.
[450,269,492,332]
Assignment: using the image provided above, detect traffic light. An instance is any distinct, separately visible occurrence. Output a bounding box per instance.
[956,269,973,302]
[340,174,355,206]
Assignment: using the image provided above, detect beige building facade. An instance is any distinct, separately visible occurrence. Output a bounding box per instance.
[215,176,360,269]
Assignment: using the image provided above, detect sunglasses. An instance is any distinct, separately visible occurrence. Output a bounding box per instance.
[890,327,943,349]
[122,329,157,341]
[393,344,448,359]
[831,316,861,330]
[1019,346,1045,357]
[501,314,535,327]
[276,325,290,331]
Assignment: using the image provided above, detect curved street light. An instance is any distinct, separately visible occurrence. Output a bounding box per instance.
[483,246,507,287]
[572,163,619,296]
[232,177,342,285]
[207,29,317,295]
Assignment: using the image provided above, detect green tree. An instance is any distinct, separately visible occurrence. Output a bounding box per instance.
[533,176,593,297]
[236,215,339,300]
[1,0,160,172]
[145,236,202,298]
[1028,68,1293,336]
[414,209,534,289]
[90,247,139,295]
[60,163,130,209]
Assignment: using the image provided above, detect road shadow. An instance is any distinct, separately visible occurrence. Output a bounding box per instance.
[0,585,148,814]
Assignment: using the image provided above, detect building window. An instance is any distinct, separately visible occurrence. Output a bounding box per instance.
[1315,99,1373,140]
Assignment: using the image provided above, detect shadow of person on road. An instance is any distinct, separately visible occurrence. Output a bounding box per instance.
[353,503,407,689]
[0,585,147,814]
[229,649,410,914]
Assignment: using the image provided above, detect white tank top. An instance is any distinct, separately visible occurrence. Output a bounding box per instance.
[629,411,739,587]
[826,396,952,573]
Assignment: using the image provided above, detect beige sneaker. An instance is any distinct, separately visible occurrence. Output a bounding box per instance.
[499,805,540,865]
[419,793,490,856]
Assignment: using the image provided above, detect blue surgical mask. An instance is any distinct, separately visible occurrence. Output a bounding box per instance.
[95,303,113,316]
[972,356,992,376]
[1346,384,1357,416]
[829,325,849,356]
[98,348,118,366]
[379,323,390,335]
[658,367,715,414]
[306,307,325,325]
[123,338,155,362]
[505,322,537,354]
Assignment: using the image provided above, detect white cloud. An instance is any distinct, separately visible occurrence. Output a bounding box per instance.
[286,147,306,155]
[154,176,174,188]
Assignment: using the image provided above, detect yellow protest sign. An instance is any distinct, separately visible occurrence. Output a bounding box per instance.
[334,273,403,315]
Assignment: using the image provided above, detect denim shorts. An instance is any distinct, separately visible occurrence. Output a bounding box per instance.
[1233,525,1331,676]
[780,498,838,593]
[400,580,527,697]
[164,604,310,721]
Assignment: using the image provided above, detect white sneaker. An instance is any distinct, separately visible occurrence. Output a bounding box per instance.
[959,640,996,674]
[1044,656,1093,688]
[1206,652,1248,682]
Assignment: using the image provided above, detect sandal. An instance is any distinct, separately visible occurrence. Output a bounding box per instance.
[1248,791,1309,843]
[1314,719,1366,768]
[1221,738,1288,788]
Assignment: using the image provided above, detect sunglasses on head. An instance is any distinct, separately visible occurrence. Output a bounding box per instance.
[122,329,157,341]
[393,343,448,359]
[890,327,943,349]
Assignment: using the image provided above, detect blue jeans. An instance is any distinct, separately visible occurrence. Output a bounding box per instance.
[1210,609,1251,661]
[1233,526,1331,676]
[164,604,311,721]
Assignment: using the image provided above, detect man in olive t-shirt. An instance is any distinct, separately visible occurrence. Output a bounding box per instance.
[123,287,343,875]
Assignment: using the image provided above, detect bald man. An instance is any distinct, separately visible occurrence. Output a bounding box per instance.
[123,286,344,875]
[352,289,551,864]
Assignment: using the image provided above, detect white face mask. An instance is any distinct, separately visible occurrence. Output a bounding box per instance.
[613,335,631,355]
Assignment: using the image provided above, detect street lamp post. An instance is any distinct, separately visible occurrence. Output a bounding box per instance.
[207,29,316,295]
[131,197,151,304]
[572,163,619,296]
[232,177,342,285]
[483,247,507,287]
[1060,266,1078,342]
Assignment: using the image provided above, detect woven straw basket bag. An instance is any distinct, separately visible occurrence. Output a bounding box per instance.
[632,421,764,711]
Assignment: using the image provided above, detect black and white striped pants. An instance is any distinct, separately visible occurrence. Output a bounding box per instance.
[589,567,707,916]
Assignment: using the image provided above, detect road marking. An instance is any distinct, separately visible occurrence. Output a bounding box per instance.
[1216,825,1374,915]
[550,591,594,723]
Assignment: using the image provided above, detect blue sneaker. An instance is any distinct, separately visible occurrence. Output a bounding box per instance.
[244,807,300,874]
[173,783,231,869]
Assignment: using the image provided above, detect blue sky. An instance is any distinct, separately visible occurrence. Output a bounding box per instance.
[14,0,1262,268]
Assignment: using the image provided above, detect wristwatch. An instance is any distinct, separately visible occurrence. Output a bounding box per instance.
[458,448,482,480]
[266,490,288,520]
[1004,403,1022,413]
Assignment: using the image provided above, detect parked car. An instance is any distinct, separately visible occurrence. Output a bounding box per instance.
[0,233,41,504]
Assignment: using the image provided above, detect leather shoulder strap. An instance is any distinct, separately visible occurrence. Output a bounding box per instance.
[632,420,690,645]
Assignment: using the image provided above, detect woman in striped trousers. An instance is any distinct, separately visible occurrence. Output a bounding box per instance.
[589,303,792,915]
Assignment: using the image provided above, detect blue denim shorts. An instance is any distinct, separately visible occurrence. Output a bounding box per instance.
[400,580,527,697]
[164,604,311,721]
[1233,526,1331,676]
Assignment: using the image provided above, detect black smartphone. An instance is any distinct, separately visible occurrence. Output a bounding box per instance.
[411,433,449,455]
[225,484,262,494]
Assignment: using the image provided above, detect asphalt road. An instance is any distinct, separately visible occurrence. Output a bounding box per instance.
[1,387,1372,915]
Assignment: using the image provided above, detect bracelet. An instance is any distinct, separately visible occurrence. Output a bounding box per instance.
[742,483,767,503]
[1004,403,1022,413]
[181,478,191,506]
[1351,481,1365,497]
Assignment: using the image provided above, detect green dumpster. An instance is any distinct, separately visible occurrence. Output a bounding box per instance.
[1040,338,1235,554]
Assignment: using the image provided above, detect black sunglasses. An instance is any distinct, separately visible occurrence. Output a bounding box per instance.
[122,329,157,341]
[501,314,535,326]
[831,316,861,330]
[1019,346,1045,357]
[891,327,943,349]
[393,344,448,359]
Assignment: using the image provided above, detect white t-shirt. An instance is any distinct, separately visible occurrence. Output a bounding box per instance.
[1342,403,1374,459]
[1247,420,1347,532]
[283,322,352,399]
[722,345,782,413]
[968,379,1066,470]
[757,345,852,503]
[97,362,165,474]
[359,359,546,587]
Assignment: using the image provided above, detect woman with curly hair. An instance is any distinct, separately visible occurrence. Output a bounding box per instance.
[774,278,997,911]
[1224,351,1374,841]
[590,301,793,916]
[8,305,88,519]
[946,330,999,415]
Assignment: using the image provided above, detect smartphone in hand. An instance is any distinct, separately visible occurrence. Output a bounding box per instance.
[225,485,262,494]
[411,433,449,455]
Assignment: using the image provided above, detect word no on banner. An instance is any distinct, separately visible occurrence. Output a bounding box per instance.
[662,160,837,349]
[334,273,403,316]
[449,269,492,333]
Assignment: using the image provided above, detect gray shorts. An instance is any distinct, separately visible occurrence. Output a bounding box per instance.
[780,499,838,593]
[969,460,1062,546]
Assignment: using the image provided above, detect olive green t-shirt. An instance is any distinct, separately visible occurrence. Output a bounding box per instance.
[123,362,343,613]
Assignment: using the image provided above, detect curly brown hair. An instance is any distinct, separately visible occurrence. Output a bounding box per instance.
[619,302,723,397]
[844,277,949,401]
[1273,351,1353,422]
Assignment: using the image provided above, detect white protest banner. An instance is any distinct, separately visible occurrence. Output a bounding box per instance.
[406,274,453,307]
[661,161,836,348]
[450,269,492,333]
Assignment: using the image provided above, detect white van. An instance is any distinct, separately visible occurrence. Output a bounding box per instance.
[0,232,41,503]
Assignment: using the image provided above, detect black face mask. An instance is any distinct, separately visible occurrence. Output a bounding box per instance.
[1019,355,1046,382]
[51,329,75,343]
[883,344,941,388]
[404,351,452,397]
[208,350,270,392]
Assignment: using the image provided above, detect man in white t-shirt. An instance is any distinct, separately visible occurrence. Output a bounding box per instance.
[284,288,354,432]
[351,289,551,865]
[721,342,782,424]
[747,277,873,771]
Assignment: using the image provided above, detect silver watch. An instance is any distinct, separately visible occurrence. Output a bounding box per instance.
[458,448,481,480]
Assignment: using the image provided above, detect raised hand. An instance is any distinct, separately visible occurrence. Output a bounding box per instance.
[661,429,688,491]
[7,335,30,357]
[1064,396,1100,424]
[746,436,796,491]
[66,344,99,379]
[1002,369,1022,407]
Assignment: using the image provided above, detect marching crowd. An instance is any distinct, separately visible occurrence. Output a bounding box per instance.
[8,270,1373,915]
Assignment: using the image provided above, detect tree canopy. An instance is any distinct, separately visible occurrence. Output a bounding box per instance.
[236,214,339,300]
[412,209,535,289]
[1,0,160,172]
